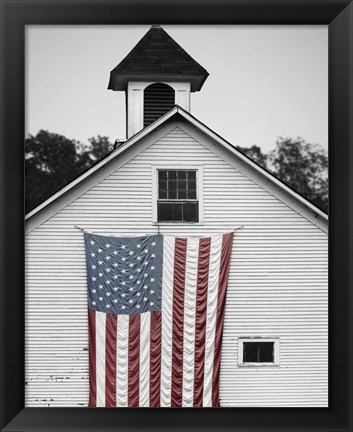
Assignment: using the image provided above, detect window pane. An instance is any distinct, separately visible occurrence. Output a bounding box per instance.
[187,171,196,180]
[173,203,183,221]
[159,189,167,199]
[178,190,187,199]
[243,342,258,363]
[188,180,196,190]
[168,171,177,180]
[159,171,167,180]
[178,180,186,190]
[159,180,167,190]
[183,202,199,222]
[187,189,196,199]
[259,343,274,362]
[158,203,173,221]
[178,171,186,179]
[169,180,177,191]
[169,190,177,199]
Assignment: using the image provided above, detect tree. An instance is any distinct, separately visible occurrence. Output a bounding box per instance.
[269,137,328,213]
[236,145,268,168]
[25,130,113,213]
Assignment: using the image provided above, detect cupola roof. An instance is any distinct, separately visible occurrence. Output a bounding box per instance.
[108,26,209,92]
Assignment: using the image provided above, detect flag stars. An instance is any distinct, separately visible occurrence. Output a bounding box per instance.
[98,272,103,277]
[121,293,127,298]
[129,275,134,280]
[151,266,155,270]
[105,243,111,248]
[121,269,127,274]
[113,263,118,267]
[136,292,141,297]
[92,301,96,305]
[99,284,103,289]
[136,305,141,309]
[129,251,133,255]
[113,299,118,303]
[151,242,156,246]
[136,268,141,273]
[106,268,111,273]
[121,305,126,310]
[106,256,111,261]
[128,287,134,292]
[121,245,126,250]
[113,287,118,291]
[106,280,111,285]
[150,290,155,294]
[106,304,111,309]
[90,240,95,245]
[98,260,103,265]
[150,301,154,306]
[128,299,134,304]
[144,261,148,266]
[121,257,126,262]
[91,253,95,257]
[91,277,97,281]
[137,243,141,248]
[144,273,148,277]
[106,292,111,296]
[143,297,148,302]
[91,265,96,269]
[98,248,103,253]
[113,250,118,255]
[99,296,103,301]
[113,275,118,280]
[143,285,148,290]
[120,281,126,286]
[137,256,142,261]
[91,289,97,294]
[151,278,155,282]
[129,263,134,268]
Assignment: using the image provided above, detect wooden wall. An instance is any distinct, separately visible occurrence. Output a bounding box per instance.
[25,124,328,407]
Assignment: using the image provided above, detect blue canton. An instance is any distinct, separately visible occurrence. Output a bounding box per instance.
[85,233,163,315]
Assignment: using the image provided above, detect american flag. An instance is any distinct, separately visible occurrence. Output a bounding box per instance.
[84,231,233,407]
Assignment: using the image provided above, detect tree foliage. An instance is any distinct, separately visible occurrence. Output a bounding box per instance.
[236,137,328,213]
[25,130,113,213]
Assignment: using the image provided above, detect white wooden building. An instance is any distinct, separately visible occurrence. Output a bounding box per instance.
[25,26,328,407]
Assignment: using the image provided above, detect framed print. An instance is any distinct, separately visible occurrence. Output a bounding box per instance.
[1,1,352,431]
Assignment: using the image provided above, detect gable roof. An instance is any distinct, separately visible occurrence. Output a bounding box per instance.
[25,106,328,234]
[108,26,209,92]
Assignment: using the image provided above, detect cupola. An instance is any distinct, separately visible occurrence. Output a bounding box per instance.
[108,25,209,138]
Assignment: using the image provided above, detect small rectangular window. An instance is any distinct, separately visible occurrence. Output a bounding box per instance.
[243,342,274,363]
[238,338,279,366]
[157,170,199,223]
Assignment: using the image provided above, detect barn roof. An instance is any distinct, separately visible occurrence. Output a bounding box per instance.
[108,26,209,92]
[25,106,328,233]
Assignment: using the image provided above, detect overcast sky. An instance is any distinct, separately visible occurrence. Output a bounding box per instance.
[26,25,328,153]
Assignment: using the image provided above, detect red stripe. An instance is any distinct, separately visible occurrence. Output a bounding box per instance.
[171,238,187,407]
[149,311,162,407]
[88,309,96,407]
[105,313,117,407]
[193,237,211,407]
[212,232,234,407]
[128,314,140,407]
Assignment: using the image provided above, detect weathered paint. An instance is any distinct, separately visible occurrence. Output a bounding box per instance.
[25,125,328,407]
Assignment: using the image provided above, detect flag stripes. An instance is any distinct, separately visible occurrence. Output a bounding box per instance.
[87,232,233,407]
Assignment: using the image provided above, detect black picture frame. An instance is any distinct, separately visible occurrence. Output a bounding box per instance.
[1,1,352,431]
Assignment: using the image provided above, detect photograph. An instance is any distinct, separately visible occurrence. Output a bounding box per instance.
[24,24,328,408]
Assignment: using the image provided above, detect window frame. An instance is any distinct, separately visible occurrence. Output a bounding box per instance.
[237,337,280,367]
[152,164,204,224]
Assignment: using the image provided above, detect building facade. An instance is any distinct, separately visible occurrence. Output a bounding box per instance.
[25,27,328,407]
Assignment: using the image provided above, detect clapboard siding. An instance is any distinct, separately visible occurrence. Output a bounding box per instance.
[25,126,328,407]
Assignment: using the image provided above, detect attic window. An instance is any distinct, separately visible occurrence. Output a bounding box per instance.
[157,170,199,223]
[144,83,175,127]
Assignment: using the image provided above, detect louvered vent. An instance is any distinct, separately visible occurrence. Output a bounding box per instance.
[144,83,175,127]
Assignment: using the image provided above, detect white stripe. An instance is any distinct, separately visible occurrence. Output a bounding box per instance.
[95,311,106,407]
[160,235,175,407]
[182,238,199,406]
[116,314,129,407]
[203,235,223,407]
[139,312,151,407]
